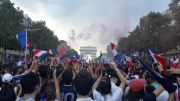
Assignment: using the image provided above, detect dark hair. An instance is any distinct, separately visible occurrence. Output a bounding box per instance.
[150,75,157,82]
[99,78,111,95]
[62,70,73,85]
[38,68,47,79]
[43,85,56,101]
[21,72,40,94]
[146,78,151,85]
[127,87,145,101]
[75,71,93,96]
[145,85,155,94]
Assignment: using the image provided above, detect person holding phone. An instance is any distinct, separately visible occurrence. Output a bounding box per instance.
[92,62,126,101]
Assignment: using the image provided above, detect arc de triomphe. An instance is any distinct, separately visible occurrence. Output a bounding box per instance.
[79,46,97,60]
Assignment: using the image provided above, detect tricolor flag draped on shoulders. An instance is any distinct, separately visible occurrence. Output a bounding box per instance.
[134,54,176,93]
[47,49,55,55]
[32,50,48,58]
[110,43,122,61]
[121,49,132,67]
[173,56,179,68]
[149,44,166,71]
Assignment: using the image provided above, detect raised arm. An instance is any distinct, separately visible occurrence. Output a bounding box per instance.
[142,70,148,79]
[53,70,61,101]
[27,55,35,73]
[153,84,164,97]
[167,92,174,101]
[92,72,102,91]
[110,62,126,91]
[88,60,95,78]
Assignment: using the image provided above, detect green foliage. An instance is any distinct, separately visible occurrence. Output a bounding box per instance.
[61,49,78,59]
[117,11,172,54]
[0,0,24,50]
[0,0,78,61]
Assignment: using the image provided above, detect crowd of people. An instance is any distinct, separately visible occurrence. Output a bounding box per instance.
[0,55,180,101]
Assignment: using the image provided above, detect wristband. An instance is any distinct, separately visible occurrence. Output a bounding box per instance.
[114,68,119,72]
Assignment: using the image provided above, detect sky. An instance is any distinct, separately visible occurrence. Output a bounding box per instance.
[11,0,170,55]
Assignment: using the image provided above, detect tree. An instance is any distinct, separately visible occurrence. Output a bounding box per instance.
[61,49,78,59]
[117,11,172,56]
[0,0,24,63]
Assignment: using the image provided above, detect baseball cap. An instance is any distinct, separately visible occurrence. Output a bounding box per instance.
[12,66,20,75]
[129,79,146,93]
[2,73,13,83]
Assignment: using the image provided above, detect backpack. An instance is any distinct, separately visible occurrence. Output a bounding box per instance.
[0,87,16,101]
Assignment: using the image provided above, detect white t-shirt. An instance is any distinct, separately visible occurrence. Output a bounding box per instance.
[111,82,120,93]
[93,87,123,101]
[156,91,169,101]
[76,97,96,101]
[124,86,129,96]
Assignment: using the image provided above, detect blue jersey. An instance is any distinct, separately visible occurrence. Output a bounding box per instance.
[60,79,77,101]
[13,72,28,86]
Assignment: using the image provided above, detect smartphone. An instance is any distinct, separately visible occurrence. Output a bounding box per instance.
[102,69,106,77]
[51,66,55,70]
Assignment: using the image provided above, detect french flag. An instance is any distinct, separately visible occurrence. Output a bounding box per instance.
[80,54,83,59]
[173,56,179,68]
[55,54,60,60]
[121,49,132,67]
[25,40,33,62]
[169,56,174,67]
[18,58,25,66]
[149,44,166,71]
[102,58,105,63]
[134,55,176,93]
[33,44,37,51]
[110,43,122,61]
[27,40,33,47]
[16,30,32,48]
[32,49,48,58]
[25,46,30,62]
[47,49,55,55]
[95,62,98,68]
[74,54,80,59]
[16,29,27,48]
[70,56,77,63]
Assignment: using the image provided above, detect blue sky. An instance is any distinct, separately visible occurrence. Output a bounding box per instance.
[11,0,170,54]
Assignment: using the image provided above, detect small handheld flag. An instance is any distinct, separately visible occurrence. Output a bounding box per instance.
[173,56,179,68]
[32,50,48,58]
[47,49,55,55]
[110,43,122,60]
[149,44,166,71]
[121,49,132,67]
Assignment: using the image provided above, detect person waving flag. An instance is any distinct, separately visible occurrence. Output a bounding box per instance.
[121,49,132,67]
